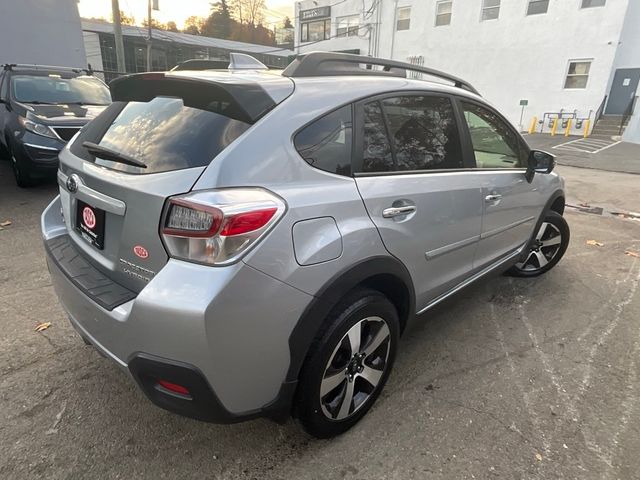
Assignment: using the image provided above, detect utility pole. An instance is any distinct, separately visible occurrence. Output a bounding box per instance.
[111,0,126,73]
[146,0,153,71]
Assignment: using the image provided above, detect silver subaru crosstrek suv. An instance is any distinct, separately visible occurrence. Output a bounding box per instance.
[41,52,569,438]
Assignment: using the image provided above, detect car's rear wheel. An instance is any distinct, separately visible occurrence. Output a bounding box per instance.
[295,288,399,438]
[508,211,569,277]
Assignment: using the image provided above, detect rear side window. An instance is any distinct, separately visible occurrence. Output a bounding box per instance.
[71,97,250,174]
[294,105,353,176]
[359,95,463,173]
[382,96,463,171]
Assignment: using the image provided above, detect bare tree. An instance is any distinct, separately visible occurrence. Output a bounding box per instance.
[232,0,265,26]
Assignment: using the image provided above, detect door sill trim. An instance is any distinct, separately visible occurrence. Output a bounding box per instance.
[416,244,526,316]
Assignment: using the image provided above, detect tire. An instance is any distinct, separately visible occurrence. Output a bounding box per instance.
[508,211,570,277]
[10,150,34,188]
[294,288,400,438]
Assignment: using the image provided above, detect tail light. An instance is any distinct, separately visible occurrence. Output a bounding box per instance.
[160,188,285,266]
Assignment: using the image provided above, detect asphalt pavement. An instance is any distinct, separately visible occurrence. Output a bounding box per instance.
[1,158,639,480]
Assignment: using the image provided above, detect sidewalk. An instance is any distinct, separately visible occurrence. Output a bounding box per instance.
[525,134,640,175]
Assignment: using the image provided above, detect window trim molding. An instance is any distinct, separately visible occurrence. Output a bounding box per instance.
[336,14,360,38]
[480,0,501,21]
[580,0,606,9]
[525,0,550,16]
[563,58,593,90]
[396,6,412,31]
[435,0,453,26]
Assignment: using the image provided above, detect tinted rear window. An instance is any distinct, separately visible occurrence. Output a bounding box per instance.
[70,97,250,174]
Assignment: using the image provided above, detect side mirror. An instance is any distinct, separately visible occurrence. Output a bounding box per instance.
[525,150,555,183]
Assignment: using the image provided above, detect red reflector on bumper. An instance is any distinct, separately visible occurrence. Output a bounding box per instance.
[157,379,190,396]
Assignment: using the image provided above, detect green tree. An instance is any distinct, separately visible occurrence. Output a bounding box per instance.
[166,21,179,32]
[183,16,204,35]
[202,0,235,38]
[283,16,293,29]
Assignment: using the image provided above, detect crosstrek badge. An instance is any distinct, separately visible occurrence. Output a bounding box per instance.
[133,245,149,259]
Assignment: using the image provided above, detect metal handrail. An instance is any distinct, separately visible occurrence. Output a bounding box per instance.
[620,96,638,136]
[594,95,607,123]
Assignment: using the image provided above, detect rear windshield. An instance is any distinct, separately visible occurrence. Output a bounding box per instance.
[70,97,250,174]
[11,74,110,105]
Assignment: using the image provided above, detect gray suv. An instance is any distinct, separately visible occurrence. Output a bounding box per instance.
[41,52,569,438]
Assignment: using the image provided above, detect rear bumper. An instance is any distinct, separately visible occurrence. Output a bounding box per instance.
[42,195,312,423]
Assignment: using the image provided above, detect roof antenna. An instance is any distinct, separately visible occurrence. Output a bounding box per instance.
[228,53,268,71]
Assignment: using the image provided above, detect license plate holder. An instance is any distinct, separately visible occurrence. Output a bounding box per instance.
[75,200,105,250]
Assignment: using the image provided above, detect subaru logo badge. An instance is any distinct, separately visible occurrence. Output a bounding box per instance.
[66,174,80,193]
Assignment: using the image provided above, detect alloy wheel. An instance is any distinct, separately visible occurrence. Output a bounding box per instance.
[319,316,391,421]
[516,221,562,272]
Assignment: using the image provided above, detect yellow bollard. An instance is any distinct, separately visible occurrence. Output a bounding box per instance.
[528,116,537,134]
[584,119,591,138]
[551,118,559,136]
[564,118,573,136]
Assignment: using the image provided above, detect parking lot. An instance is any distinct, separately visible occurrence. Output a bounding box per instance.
[1,157,639,479]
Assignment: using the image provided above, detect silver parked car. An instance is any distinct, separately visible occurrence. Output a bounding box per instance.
[41,53,569,438]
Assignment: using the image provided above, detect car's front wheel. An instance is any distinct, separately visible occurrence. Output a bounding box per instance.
[509,211,570,277]
[295,288,400,438]
[10,151,33,188]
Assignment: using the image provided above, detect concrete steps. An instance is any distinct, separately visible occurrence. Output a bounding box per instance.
[592,115,628,137]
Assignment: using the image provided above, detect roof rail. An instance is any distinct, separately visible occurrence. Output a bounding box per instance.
[282,52,480,96]
[2,63,93,75]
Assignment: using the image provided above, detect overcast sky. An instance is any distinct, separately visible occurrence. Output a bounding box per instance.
[78,0,294,29]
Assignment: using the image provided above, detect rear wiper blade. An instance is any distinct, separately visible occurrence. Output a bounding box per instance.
[82,141,147,169]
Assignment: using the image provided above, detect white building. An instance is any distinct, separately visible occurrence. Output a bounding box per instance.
[0,0,86,68]
[294,0,640,137]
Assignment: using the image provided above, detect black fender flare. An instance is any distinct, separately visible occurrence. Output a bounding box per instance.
[522,189,565,258]
[285,255,415,384]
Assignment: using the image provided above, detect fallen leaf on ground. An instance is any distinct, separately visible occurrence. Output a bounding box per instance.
[0,220,11,227]
[626,251,640,258]
[535,453,543,462]
[34,322,52,332]
[586,240,604,247]
[579,202,590,207]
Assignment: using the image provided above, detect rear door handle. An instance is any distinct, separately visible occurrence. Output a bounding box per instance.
[382,205,417,218]
[485,194,502,202]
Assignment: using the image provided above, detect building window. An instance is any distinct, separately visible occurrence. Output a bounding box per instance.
[581,0,606,8]
[435,1,452,26]
[481,0,500,20]
[564,60,591,89]
[527,0,549,15]
[301,19,331,42]
[336,15,359,37]
[396,7,411,31]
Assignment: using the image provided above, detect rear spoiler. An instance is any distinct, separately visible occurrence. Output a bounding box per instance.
[109,72,276,124]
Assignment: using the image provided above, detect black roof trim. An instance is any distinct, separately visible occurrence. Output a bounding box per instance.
[282,52,480,96]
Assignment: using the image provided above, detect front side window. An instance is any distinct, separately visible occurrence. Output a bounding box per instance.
[481,0,500,20]
[0,73,6,100]
[382,96,463,171]
[10,75,111,105]
[294,105,353,176]
[527,0,549,15]
[436,1,453,26]
[396,7,411,31]
[461,102,524,169]
[564,60,591,89]
[336,15,359,37]
[362,102,394,172]
[581,0,606,8]
[301,19,330,42]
